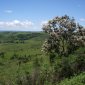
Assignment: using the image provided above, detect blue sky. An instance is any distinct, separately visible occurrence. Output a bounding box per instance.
[0,0,85,31]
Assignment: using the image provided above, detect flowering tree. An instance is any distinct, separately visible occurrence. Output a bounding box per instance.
[42,15,85,57]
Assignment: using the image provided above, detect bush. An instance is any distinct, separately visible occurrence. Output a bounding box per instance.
[53,57,73,82]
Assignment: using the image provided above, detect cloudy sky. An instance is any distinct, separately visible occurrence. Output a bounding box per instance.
[0,0,85,31]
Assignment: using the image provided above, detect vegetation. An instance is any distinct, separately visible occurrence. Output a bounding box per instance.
[0,15,85,85]
[42,15,85,57]
[58,72,85,85]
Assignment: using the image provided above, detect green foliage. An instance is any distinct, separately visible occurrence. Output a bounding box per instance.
[54,57,73,80]
[0,32,47,85]
[58,72,85,85]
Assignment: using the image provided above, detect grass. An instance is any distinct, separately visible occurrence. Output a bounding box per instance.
[58,72,85,85]
[0,32,47,84]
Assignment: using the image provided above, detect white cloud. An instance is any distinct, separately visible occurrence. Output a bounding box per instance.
[4,10,13,13]
[0,20,33,29]
[41,21,48,26]
[80,18,85,22]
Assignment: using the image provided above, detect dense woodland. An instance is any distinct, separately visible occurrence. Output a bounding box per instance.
[0,15,85,85]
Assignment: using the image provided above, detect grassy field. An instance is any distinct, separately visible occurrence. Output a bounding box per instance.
[0,32,47,84]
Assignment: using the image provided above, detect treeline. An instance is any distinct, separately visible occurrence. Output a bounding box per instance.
[0,32,47,43]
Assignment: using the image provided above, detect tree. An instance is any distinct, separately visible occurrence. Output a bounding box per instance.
[42,15,85,57]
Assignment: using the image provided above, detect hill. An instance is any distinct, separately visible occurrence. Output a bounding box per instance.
[0,32,85,85]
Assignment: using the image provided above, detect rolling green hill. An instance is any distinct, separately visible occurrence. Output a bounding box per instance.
[0,32,85,85]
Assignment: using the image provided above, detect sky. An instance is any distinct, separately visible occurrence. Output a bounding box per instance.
[0,0,85,31]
